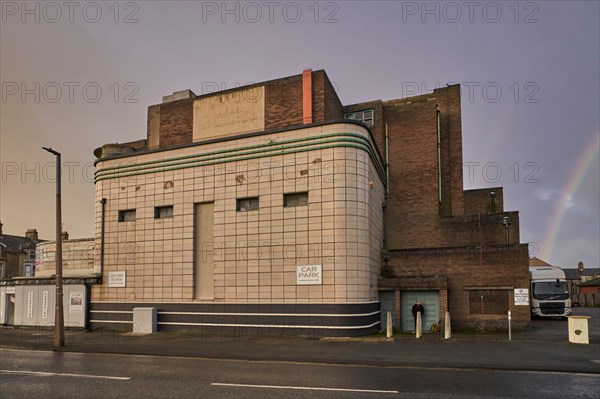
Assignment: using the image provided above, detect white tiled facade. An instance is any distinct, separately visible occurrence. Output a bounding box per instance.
[93,123,385,304]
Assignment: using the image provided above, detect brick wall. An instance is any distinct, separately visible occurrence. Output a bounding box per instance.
[322,71,344,121]
[384,95,439,249]
[265,75,304,130]
[443,211,520,246]
[159,98,194,147]
[435,85,464,217]
[464,187,504,214]
[380,86,517,250]
[265,70,342,130]
[148,70,351,149]
[388,244,530,328]
[312,71,326,123]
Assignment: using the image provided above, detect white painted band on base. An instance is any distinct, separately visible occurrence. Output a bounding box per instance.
[157,321,381,330]
[157,311,381,317]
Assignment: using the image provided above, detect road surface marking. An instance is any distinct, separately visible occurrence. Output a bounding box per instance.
[0,370,130,380]
[212,382,398,394]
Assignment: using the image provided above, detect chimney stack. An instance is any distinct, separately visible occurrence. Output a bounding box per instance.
[0,221,3,235]
[302,69,313,124]
[25,229,38,240]
[62,231,69,241]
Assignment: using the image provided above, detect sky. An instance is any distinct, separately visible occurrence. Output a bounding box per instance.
[1,1,598,269]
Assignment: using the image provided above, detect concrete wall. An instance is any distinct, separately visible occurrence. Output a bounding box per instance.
[193,86,265,140]
[12,284,87,327]
[93,122,385,304]
[35,238,96,277]
[575,293,598,306]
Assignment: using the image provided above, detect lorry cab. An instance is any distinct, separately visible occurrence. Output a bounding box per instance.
[529,266,572,319]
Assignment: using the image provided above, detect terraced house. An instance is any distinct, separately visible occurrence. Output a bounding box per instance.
[87,69,530,335]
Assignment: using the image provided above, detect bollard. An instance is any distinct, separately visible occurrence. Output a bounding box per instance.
[444,311,451,339]
[386,311,393,338]
[416,311,422,338]
[568,316,591,344]
[508,310,512,341]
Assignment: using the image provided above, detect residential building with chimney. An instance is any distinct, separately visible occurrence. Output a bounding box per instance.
[0,223,43,279]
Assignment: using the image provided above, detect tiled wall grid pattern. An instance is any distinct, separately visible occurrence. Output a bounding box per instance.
[93,123,385,303]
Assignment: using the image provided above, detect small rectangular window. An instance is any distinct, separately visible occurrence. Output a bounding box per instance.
[344,109,374,126]
[29,250,36,260]
[24,263,35,277]
[237,197,259,212]
[154,206,173,219]
[362,109,374,125]
[118,209,136,222]
[284,192,308,207]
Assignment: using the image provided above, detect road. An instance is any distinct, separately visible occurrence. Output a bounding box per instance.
[1,349,599,399]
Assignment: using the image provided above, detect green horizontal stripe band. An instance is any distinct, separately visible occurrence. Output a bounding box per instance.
[95,137,373,179]
[95,133,386,185]
[96,132,375,175]
[96,143,386,185]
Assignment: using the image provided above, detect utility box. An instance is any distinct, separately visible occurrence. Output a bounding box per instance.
[133,307,157,334]
[567,316,591,344]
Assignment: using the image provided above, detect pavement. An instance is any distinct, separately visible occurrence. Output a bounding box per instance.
[1,308,599,375]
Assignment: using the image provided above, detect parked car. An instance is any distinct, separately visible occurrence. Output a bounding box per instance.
[571,295,580,307]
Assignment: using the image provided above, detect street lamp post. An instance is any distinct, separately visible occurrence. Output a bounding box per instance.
[490,191,496,213]
[43,147,64,347]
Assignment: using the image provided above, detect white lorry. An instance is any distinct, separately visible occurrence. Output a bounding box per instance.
[529,266,572,319]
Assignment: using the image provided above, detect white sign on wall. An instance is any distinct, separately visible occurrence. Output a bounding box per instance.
[296,265,322,285]
[42,291,49,319]
[70,292,83,314]
[514,288,529,306]
[27,291,34,319]
[108,271,126,288]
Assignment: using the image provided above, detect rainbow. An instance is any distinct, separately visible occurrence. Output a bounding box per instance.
[540,131,600,263]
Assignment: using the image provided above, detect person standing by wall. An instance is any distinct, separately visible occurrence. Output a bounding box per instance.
[412,300,425,332]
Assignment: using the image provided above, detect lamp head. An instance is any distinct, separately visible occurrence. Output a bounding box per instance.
[42,147,60,156]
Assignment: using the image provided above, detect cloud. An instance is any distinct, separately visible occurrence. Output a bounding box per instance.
[534,188,561,202]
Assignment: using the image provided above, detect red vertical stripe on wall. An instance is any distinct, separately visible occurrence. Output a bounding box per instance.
[302,69,313,124]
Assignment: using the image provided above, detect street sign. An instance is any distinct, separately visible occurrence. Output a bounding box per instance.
[514,288,529,305]
[296,265,322,285]
[109,271,126,287]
